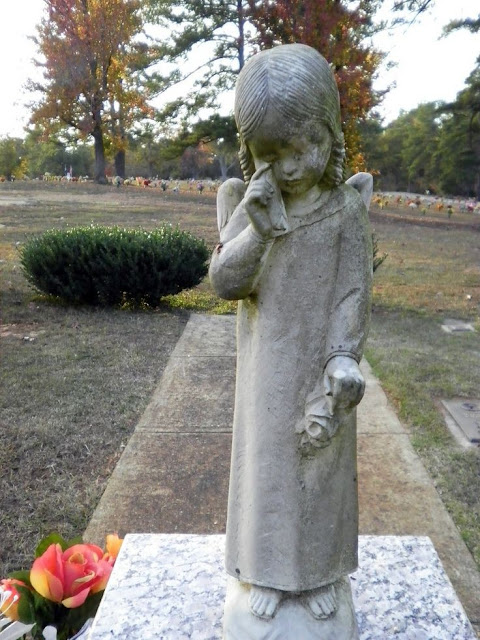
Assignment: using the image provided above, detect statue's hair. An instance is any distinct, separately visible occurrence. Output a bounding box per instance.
[234,44,345,187]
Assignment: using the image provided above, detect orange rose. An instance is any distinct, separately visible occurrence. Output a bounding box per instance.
[30,544,64,604]
[0,578,29,621]
[30,543,113,608]
[103,534,123,564]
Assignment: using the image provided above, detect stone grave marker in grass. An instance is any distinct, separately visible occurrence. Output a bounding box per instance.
[441,319,476,334]
[441,398,480,446]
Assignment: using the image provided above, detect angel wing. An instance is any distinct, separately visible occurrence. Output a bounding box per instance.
[216,178,247,234]
[346,172,373,210]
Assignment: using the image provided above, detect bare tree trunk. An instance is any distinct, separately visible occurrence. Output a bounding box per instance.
[218,155,228,181]
[237,0,245,70]
[92,125,107,184]
[114,148,126,178]
[112,76,127,179]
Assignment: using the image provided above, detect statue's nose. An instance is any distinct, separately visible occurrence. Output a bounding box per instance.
[282,158,297,176]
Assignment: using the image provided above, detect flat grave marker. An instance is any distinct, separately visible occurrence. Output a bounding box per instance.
[441,319,475,334]
[441,398,480,444]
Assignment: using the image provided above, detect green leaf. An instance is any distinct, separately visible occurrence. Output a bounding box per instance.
[35,532,68,557]
[63,592,104,637]
[30,597,60,635]
[32,590,51,610]
[15,586,36,624]
[7,570,32,586]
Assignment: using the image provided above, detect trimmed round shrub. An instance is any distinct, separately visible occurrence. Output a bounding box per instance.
[20,224,209,307]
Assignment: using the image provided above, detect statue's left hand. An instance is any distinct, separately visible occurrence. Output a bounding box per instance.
[323,356,365,414]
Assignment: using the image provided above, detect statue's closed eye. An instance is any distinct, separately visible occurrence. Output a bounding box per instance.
[261,154,277,163]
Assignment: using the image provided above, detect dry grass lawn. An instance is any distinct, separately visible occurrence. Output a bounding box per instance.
[368,206,480,566]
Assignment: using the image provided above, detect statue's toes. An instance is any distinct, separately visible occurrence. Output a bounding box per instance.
[248,587,281,619]
[248,591,263,615]
[264,597,279,619]
[304,586,337,620]
[320,594,336,616]
[307,597,329,619]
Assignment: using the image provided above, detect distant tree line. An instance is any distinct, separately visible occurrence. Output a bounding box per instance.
[2,73,479,196]
[361,101,479,198]
[361,15,480,198]
[0,126,241,181]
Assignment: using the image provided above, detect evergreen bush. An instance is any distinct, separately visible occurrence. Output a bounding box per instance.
[20,224,209,307]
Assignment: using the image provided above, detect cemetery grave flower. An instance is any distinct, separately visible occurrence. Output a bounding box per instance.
[104,534,122,563]
[30,542,114,608]
[0,533,123,640]
[0,579,34,640]
[0,578,29,621]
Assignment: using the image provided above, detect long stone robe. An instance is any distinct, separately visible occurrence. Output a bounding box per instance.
[209,183,372,592]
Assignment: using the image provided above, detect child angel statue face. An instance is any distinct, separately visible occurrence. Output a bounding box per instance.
[247,114,333,197]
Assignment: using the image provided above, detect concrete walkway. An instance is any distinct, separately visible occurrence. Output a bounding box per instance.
[85,313,480,632]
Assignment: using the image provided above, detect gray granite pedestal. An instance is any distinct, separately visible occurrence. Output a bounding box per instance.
[87,534,476,640]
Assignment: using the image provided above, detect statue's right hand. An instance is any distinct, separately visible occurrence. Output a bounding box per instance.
[244,165,276,240]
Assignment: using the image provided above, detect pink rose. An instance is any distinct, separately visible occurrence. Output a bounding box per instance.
[30,543,113,608]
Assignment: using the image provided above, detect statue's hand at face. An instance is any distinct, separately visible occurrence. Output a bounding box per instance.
[244,164,288,239]
[247,123,332,205]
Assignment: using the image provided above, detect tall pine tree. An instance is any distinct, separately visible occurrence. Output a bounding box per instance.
[143,0,252,122]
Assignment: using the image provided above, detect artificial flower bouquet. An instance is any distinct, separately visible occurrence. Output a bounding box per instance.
[0,532,122,640]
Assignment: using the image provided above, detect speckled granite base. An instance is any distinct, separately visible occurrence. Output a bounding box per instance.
[87,534,476,640]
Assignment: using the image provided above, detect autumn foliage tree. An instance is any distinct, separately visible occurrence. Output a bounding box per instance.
[248,0,383,171]
[30,0,152,182]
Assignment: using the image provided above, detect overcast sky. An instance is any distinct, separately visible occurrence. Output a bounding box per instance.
[0,0,478,139]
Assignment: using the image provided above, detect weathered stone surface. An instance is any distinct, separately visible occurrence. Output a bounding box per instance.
[85,432,231,542]
[136,356,235,433]
[83,315,235,546]
[358,361,480,625]
[224,575,358,640]
[209,43,373,635]
[441,398,480,443]
[171,313,236,357]
[84,316,480,630]
[441,319,476,333]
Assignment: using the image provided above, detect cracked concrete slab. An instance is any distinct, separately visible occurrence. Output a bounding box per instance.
[136,356,235,433]
[85,431,231,537]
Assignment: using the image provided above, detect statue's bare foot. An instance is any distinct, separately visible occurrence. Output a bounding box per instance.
[303,583,337,619]
[248,585,283,619]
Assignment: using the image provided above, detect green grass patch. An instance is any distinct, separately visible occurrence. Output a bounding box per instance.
[365,306,480,566]
[162,286,237,314]
[370,214,480,315]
